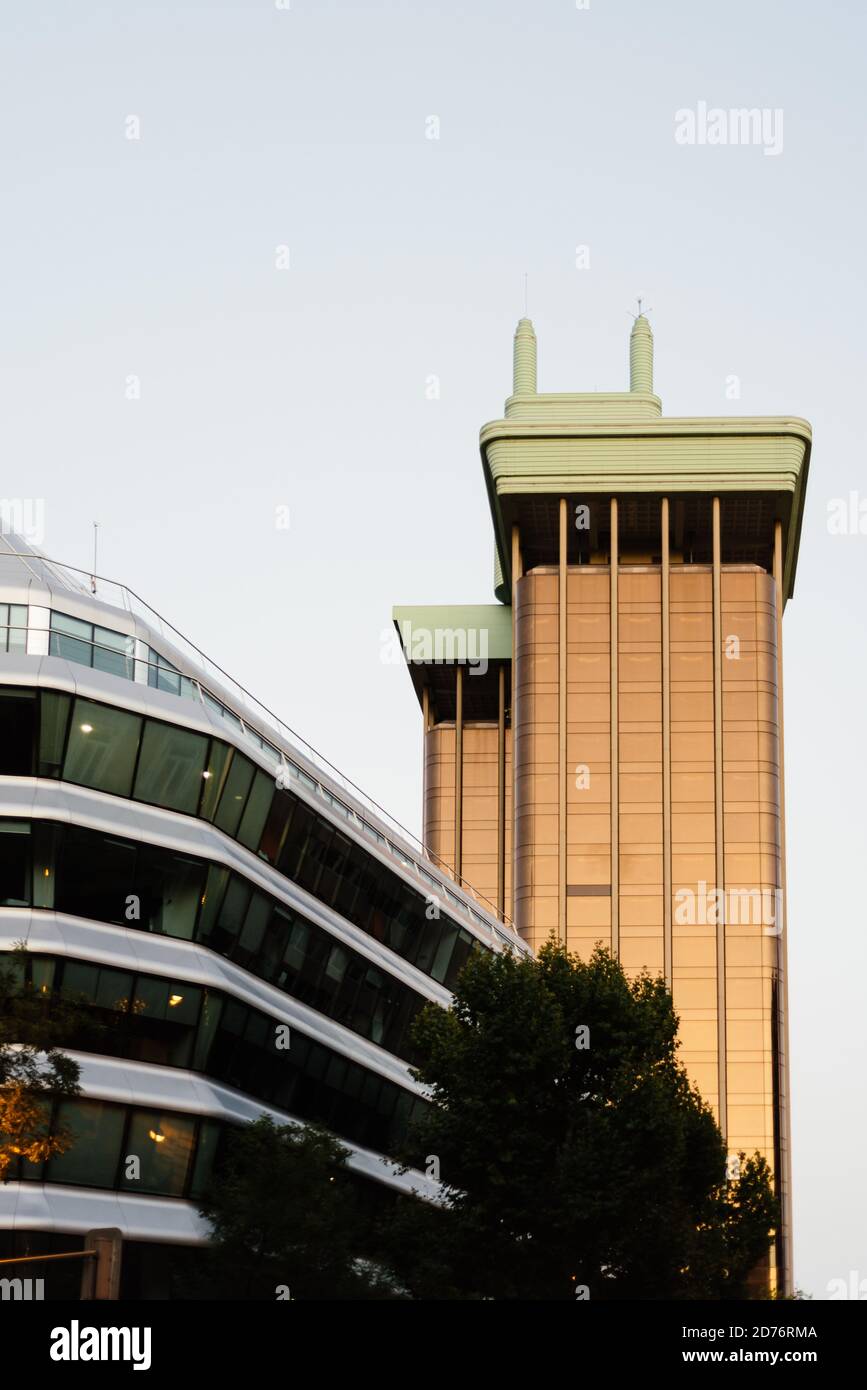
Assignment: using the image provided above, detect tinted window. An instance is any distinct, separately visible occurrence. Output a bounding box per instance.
[56,826,136,925]
[208,875,251,956]
[38,690,70,778]
[213,751,255,837]
[237,769,274,851]
[199,741,230,821]
[45,1100,125,1189]
[121,1109,195,1196]
[259,789,294,865]
[133,720,208,815]
[279,800,317,882]
[0,690,36,775]
[197,863,229,943]
[0,821,30,906]
[93,625,134,680]
[0,603,27,652]
[63,699,142,798]
[49,612,92,666]
[136,844,204,940]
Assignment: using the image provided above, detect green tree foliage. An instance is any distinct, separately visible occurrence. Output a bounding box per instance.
[195,1115,403,1299]
[385,942,778,1300]
[0,945,83,1181]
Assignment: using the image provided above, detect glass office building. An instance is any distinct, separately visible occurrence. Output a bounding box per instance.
[0,538,527,1290]
[393,315,810,1295]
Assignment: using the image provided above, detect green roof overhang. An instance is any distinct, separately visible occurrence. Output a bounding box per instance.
[391,604,513,717]
[480,415,812,604]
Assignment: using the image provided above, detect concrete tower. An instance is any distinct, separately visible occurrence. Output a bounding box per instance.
[393,310,810,1295]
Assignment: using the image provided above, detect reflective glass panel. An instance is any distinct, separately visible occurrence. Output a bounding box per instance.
[46,1100,125,1188]
[121,1109,195,1196]
[93,625,135,680]
[133,720,208,815]
[0,821,30,906]
[38,690,70,777]
[213,751,255,837]
[63,699,142,798]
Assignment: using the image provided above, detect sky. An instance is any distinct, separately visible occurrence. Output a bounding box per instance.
[2,0,865,1299]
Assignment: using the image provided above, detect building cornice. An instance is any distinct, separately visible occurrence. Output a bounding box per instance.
[479,415,812,601]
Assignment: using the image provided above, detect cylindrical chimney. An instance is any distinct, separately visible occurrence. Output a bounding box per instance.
[513,317,537,396]
[629,314,653,393]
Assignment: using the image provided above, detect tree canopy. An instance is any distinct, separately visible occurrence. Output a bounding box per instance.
[383,941,778,1300]
[195,1116,401,1299]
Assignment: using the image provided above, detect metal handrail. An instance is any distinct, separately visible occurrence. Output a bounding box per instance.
[0,1251,95,1265]
[0,557,523,946]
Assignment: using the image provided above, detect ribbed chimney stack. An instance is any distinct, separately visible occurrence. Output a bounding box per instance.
[629,313,653,393]
[513,317,537,396]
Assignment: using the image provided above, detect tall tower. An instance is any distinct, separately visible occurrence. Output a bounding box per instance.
[393,312,810,1294]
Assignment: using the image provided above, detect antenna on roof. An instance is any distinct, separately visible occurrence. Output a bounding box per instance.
[629,295,653,321]
[90,522,99,594]
[523,272,528,317]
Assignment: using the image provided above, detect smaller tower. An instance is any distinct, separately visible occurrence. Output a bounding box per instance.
[512,317,537,396]
[629,312,653,393]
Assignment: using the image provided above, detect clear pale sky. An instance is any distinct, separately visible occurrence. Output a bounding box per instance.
[3,0,865,1299]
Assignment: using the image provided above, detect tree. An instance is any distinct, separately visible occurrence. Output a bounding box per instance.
[0,945,83,1182]
[385,941,778,1300]
[195,1115,402,1299]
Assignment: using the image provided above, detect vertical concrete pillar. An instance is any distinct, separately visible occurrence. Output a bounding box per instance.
[662,498,672,989]
[610,497,620,958]
[773,519,793,1296]
[559,497,568,944]
[454,666,463,883]
[511,523,522,928]
[712,496,727,1139]
[497,664,506,921]
[422,685,431,853]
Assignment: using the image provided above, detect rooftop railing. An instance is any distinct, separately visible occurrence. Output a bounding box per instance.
[0,554,525,952]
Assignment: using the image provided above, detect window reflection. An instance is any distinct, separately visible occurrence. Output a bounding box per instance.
[133,722,208,815]
[122,1110,195,1196]
[0,821,30,906]
[9,814,453,1059]
[0,602,27,653]
[3,947,426,1164]
[7,685,485,994]
[45,1100,125,1189]
[49,612,134,680]
[64,699,142,798]
[0,689,36,775]
[8,815,446,1060]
